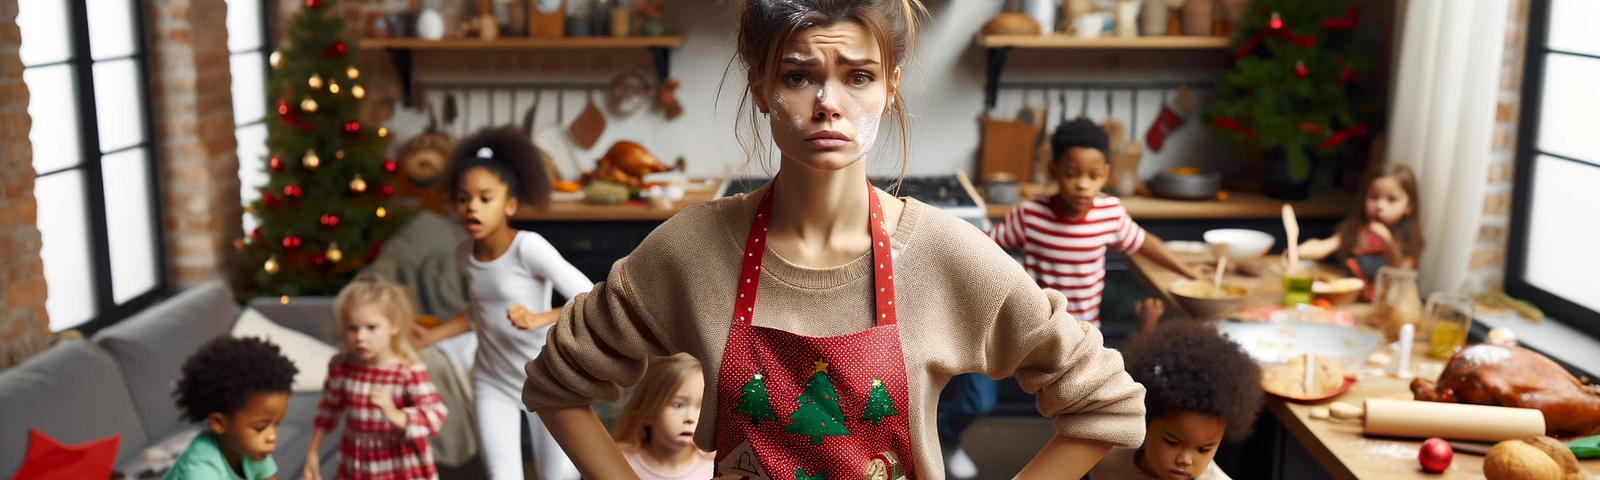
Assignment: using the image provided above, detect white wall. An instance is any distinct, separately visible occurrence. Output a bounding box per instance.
[382,0,1237,182]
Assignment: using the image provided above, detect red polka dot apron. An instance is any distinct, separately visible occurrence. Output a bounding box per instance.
[714,180,914,480]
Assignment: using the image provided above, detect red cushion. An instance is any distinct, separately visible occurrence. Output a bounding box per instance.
[10,429,119,480]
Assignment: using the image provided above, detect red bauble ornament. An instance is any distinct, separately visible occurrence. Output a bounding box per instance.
[277,98,290,116]
[1294,61,1309,79]
[323,41,347,58]
[1268,12,1283,31]
[382,159,398,174]
[250,228,262,241]
[1418,438,1452,473]
[282,235,303,249]
[344,120,361,135]
[320,213,341,227]
[312,252,327,266]
[284,184,303,197]
[305,0,321,8]
[269,155,283,170]
[261,192,281,209]
[379,184,394,196]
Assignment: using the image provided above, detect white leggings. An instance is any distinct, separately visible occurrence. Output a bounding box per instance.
[475,377,580,480]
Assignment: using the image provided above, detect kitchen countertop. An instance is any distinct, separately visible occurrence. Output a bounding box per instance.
[1126,251,1600,479]
[984,185,1353,220]
[511,189,718,222]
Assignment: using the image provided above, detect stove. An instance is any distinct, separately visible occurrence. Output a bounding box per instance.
[715,175,990,231]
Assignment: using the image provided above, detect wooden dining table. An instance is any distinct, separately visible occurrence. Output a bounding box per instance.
[1125,251,1600,480]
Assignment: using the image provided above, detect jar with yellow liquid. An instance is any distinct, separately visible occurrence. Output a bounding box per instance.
[1422,293,1475,360]
[1370,267,1421,343]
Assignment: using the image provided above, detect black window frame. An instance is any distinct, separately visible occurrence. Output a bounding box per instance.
[1505,0,1600,340]
[25,0,168,335]
[231,0,276,207]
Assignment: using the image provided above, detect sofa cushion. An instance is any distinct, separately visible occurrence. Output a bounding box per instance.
[232,308,338,393]
[0,339,149,477]
[245,296,339,345]
[93,280,239,440]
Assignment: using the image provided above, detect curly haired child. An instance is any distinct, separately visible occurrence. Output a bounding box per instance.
[166,336,298,480]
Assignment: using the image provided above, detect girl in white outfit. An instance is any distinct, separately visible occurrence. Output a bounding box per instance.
[413,127,592,480]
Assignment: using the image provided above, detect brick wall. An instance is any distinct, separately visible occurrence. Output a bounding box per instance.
[147,0,244,290]
[1466,0,1530,294]
[0,0,52,369]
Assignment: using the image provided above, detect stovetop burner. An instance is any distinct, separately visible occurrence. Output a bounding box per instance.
[718,176,980,208]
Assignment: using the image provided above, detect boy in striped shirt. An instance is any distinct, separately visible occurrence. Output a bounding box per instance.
[939,118,1200,479]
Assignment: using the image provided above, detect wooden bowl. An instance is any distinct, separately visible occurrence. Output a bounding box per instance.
[1313,278,1364,306]
[1171,280,1248,320]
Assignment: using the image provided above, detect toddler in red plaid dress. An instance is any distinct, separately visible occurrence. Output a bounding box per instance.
[304,275,448,480]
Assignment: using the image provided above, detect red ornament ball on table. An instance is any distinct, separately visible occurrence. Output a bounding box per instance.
[1418,438,1452,473]
[382,159,397,174]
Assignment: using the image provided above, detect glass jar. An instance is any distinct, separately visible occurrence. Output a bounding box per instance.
[1370,266,1422,343]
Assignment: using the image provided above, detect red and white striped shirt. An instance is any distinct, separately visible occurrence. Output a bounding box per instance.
[989,195,1147,325]
[314,357,448,480]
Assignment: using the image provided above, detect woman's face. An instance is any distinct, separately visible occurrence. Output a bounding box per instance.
[753,22,898,172]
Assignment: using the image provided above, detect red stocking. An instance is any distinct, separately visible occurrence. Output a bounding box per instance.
[1146,104,1184,152]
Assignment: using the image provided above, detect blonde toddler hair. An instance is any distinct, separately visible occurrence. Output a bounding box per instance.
[611,354,703,447]
[333,274,421,362]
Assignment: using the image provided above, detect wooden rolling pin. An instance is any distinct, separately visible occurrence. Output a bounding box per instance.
[1328,399,1546,443]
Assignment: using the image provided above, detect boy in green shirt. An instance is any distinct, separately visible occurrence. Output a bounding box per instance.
[165,337,298,480]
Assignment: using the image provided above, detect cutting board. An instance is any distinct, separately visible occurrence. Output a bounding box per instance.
[980,116,1039,184]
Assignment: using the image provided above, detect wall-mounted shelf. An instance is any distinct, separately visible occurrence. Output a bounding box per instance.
[359,36,686,98]
[976,34,1231,110]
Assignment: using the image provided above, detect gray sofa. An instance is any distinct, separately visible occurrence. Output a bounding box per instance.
[0,280,343,480]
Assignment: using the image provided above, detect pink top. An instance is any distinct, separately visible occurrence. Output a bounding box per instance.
[622,447,716,480]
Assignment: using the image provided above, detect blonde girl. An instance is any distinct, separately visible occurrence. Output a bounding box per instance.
[612,355,714,480]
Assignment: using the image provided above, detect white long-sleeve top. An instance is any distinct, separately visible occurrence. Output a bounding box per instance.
[457,231,593,393]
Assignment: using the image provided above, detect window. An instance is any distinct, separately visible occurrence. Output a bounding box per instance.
[18,0,164,333]
[1507,0,1600,338]
[228,0,272,231]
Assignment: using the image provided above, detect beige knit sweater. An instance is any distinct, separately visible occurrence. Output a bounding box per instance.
[523,194,1147,477]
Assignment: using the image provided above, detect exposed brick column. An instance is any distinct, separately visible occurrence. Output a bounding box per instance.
[1467,0,1530,293]
[146,0,243,289]
[0,0,52,369]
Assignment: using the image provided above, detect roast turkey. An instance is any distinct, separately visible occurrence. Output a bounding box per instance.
[1411,344,1600,438]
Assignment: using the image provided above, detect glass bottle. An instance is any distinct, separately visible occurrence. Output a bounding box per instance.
[1370,267,1422,343]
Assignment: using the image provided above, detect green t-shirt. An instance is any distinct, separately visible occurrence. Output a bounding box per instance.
[163,432,278,480]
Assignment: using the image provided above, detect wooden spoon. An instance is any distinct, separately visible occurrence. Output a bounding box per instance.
[1212,244,1228,298]
[1283,204,1300,267]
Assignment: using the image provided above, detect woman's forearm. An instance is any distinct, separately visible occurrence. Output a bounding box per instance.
[1016,435,1114,480]
[534,405,641,480]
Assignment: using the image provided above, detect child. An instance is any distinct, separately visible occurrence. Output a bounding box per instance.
[523,2,1147,479]
[305,275,448,480]
[940,117,1199,478]
[1295,164,1424,298]
[1090,321,1261,480]
[166,336,298,480]
[410,126,593,480]
[611,354,714,480]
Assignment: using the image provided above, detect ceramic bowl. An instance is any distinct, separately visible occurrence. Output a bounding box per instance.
[1203,228,1276,264]
[1170,279,1248,320]
[1215,321,1380,371]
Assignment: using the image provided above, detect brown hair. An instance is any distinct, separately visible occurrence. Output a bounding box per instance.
[611,354,703,447]
[1336,163,1424,262]
[333,274,421,362]
[728,0,927,178]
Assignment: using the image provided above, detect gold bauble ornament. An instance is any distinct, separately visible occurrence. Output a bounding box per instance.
[326,243,343,263]
[376,207,387,218]
[335,150,345,159]
[269,50,284,69]
[264,256,280,274]
[377,127,388,137]
[303,150,320,169]
[300,97,318,113]
[346,67,359,79]
[329,82,340,94]
[349,175,367,193]
[308,74,323,89]
[351,85,365,99]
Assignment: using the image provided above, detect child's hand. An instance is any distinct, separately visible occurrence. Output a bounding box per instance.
[1136,298,1165,333]
[408,326,434,349]
[1368,221,1395,244]
[303,452,322,480]
[371,390,397,413]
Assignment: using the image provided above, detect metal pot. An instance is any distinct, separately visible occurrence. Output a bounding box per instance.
[1150,169,1221,200]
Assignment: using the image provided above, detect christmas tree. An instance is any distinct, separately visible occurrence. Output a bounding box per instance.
[733,372,779,424]
[237,0,411,296]
[1206,0,1379,199]
[861,377,897,426]
[783,359,850,445]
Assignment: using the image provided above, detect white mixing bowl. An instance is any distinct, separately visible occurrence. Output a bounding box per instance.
[1204,229,1277,264]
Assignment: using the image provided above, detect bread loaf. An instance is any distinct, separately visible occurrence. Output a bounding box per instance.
[1483,436,1582,480]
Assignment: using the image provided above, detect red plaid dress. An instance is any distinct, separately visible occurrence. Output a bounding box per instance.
[314,357,448,480]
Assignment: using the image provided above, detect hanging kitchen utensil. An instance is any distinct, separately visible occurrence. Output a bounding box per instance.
[1017,87,1045,127]
[980,115,1038,186]
[443,93,459,135]
[607,71,652,116]
[519,92,563,184]
[568,89,607,149]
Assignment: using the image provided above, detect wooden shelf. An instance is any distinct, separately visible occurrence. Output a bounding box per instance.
[358,36,685,50]
[976,34,1231,49]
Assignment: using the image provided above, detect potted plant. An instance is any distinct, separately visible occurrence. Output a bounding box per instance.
[1206,0,1380,200]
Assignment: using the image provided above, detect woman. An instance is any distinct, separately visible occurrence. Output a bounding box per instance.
[522,1,1147,478]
